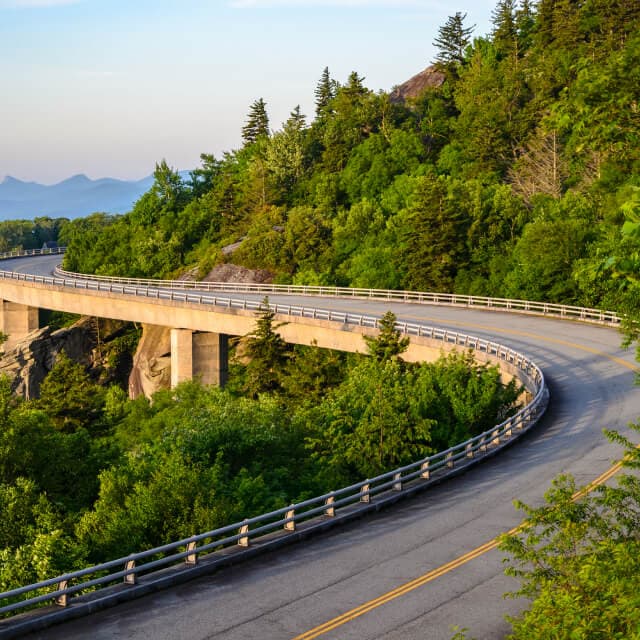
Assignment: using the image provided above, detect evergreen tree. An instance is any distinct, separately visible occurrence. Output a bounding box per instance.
[265,106,308,194]
[241,297,289,398]
[242,98,270,145]
[433,12,475,69]
[402,174,469,292]
[363,311,410,362]
[515,0,535,52]
[343,71,367,99]
[492,0,518,57]
[37,351,105,433]
[314,66,336,116]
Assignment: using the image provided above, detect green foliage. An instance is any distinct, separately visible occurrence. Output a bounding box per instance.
[37,351,106,433]
[240,297,289,398]
[500,425,640,639]
[363,311,410,362]
[304,357,434,481]
[242,98,270,145]
[314,66,336,117]
[433,12,475,70]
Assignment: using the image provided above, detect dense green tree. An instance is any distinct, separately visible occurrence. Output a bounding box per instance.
[240,297,289,398]
[433,12,475,70]
[500,424,640,639]
[402,173,469,292]
[492,0,518,57]
[242,98,270,145]
[37,351,106,433]
[266,106,308,195]
[314,66,336,116]
[363,311,409,362]
[304,357,434,481]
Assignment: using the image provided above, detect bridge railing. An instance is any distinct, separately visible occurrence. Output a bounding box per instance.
[51,265,620,326]
[0,249,549,621]
[0,332,547,618]
[0,247,66,259]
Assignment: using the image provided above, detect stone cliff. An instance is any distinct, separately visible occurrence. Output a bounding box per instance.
[0,317,133,399]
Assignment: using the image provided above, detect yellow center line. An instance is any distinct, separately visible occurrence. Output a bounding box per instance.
[293,457,633,640]
[292,310,637,639]
[344,305,637,373]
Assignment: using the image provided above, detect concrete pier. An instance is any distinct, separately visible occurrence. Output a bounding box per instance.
[170,329,229,388]
[0,300,39,349]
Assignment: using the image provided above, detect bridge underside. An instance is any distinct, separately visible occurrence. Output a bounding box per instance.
[0,281,522,390]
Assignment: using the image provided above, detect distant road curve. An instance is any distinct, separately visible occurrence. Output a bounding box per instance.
[1,252,638,640]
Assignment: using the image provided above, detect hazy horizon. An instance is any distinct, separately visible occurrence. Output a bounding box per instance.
[2,0,495,184]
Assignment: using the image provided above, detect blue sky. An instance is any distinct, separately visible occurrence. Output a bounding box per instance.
[1,0,496,183]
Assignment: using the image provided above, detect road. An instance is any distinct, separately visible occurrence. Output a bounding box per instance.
[3,254,639,640]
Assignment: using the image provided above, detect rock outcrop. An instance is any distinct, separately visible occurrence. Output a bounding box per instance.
[127,324,172,399]
[390,65,446,103]
[127,263,274,399]
[0,317,131,399]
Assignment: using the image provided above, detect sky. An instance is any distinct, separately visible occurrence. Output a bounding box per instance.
[1,0,497,184]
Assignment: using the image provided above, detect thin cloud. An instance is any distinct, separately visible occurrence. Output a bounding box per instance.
[77,70,119,78]
[0,0,82,8]
[230,0,438,7]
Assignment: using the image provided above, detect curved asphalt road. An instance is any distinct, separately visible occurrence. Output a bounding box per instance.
[5,254,639,640]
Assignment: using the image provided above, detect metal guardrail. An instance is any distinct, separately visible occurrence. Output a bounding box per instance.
[52,265,621,326]
[0,248,66,259]
[0,352,547,618]
[0,250,550,620]
[0,247,619,326]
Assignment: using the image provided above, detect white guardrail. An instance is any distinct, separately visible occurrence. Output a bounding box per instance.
[0,244,610,627]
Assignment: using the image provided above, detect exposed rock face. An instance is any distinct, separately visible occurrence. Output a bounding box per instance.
[127,263,273,399]
[203,263,273,284]
[128,324,172,399]
[390,65,446,103]
[0,317,130,399]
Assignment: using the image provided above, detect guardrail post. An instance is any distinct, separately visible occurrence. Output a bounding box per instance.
[284,507,296,532]
[360,483,371,503]
[55,580,69,607]
[480,435,488,452]
[185,541,198,566]
[466,443,474,458]
[505,420,513,437]
[420,460,430,479]
[492,429,500,446]
[324,494,335,517]
[238,521,250,547]
[393,472,402,491]
[124,559,136,585]
[446,452,454,468]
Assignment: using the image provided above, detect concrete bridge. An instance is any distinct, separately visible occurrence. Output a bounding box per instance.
[0,250,637,640]
[0,251,544,389]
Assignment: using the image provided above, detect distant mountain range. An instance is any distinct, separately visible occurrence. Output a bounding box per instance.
[0,173,159,220]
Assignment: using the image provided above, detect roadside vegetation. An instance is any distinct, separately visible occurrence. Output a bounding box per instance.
[0,0,639,634]
[0,308,520,600]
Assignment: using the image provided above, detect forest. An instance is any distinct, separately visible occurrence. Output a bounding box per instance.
[1,0,640,637]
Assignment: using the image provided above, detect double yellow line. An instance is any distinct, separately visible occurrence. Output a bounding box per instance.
[294,312,637,639]
[294,452,634,640]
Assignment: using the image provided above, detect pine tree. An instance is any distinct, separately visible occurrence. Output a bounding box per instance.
[492,0,518,57]
[242,98,270,145]
[433,12,475,69]
[314,67,335,116]
[242,297,289,398]
[364,311,410,362]
[515,0,535,52]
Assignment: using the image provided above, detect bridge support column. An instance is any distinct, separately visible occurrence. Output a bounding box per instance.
[0,300,39,349]
[170,329,228,388]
